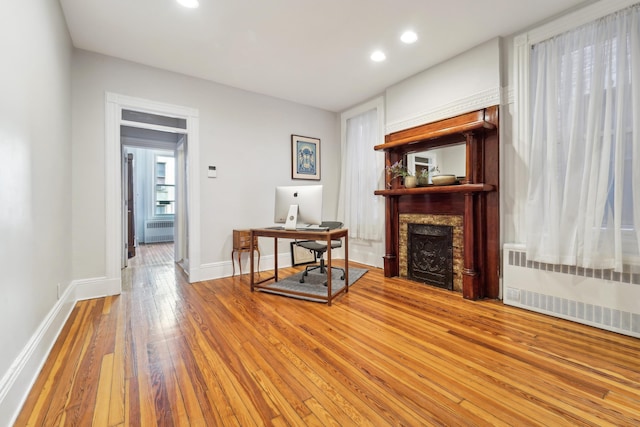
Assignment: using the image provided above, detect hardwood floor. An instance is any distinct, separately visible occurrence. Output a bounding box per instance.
[16,243,640,426]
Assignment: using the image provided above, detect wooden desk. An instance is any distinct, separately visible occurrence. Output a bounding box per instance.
[232,229,260,277]
[250,228,349,306]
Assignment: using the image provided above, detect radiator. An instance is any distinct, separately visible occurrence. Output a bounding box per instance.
[503,243,640,338]
[144,220,174,243]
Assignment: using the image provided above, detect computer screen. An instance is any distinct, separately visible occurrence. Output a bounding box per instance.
[274,185,323,228]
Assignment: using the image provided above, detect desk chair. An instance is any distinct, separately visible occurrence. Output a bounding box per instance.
[298,221,345,285]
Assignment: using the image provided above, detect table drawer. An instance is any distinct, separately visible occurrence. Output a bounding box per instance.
[233,230,258,249]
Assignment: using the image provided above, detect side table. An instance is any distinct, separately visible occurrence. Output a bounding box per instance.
[232,229,260,277]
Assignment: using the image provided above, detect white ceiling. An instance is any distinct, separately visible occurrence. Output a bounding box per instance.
[59,0,591,112]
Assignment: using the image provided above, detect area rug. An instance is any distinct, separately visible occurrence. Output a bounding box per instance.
[258,267,368,303]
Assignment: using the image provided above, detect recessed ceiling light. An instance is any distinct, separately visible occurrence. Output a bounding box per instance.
[177,0,199,8]
[401,31,418,44]
[370,50,386,62]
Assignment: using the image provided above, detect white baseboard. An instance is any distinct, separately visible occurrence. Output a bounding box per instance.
[0,283,76,426]
[195,251,354,283]
[0,275,121,426]
[73,276,121,301]
[196,253,282,282]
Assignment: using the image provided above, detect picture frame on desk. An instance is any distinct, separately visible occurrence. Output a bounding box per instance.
[291,134,320,180]
[290,241,316,266]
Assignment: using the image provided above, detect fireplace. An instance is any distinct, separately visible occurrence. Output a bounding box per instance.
[408,224,453,290]
[374,106,500,299]
[399,214,463,292]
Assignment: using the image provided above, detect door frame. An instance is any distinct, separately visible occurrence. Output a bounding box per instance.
[105,93,201,292]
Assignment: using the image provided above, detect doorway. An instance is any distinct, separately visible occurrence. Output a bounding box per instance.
[105,93,200,294]
[122,127,183,269]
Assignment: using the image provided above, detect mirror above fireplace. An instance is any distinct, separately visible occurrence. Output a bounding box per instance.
[407,143,466,179]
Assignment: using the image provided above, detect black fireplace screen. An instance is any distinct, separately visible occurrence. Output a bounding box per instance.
[407,223,453,290]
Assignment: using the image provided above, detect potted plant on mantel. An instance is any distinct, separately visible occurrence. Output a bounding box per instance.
[386,160,417,188]
[417,165,439,186]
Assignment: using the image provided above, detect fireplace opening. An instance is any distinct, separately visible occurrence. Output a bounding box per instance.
[408,223,454,290]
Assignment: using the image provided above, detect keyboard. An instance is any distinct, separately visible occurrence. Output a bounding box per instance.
[297,226,329,232]
[264,225,329,231]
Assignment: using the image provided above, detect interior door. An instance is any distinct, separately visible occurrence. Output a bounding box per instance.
[126,153,136,258]
[175,136,189,267]
[121,148,128,268]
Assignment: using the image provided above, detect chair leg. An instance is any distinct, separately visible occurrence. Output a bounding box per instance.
[300,258,345,285]
[320,267,345,286]
[300,257,325,283]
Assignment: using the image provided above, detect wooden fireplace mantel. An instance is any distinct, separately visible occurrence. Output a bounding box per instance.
[374,183,495,197]
[375,106,500,300]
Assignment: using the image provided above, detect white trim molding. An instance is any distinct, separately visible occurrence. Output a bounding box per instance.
[105,92,201,285]
[0,283,76,426]
[385,86,502,135]
[73,276,122,301]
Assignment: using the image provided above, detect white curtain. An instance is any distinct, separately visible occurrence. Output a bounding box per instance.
[526,4,640,271]
[339,108,384,241]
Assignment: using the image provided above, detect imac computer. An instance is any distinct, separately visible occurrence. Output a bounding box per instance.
[274,185,323,230]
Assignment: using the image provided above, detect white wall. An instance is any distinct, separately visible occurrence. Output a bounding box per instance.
[385,37,502,134]
[71,50,340,282]
[0,0,74,423]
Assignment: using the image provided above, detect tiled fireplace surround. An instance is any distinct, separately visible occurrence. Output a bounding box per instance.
[399,214,464,292]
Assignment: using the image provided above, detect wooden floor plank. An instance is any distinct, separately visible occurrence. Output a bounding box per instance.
[93,353,114,426]
[14,242,640,426]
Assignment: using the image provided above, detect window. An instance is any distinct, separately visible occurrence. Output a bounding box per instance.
[521,3,640,271]
[338,98,385,241]
[154,155,175,215]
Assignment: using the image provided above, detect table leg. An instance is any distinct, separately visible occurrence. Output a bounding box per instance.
[273,238,278,282]
[231,250,236,276]
[326,234,332,306]
[344,234,349,293]
[250,231,255,291]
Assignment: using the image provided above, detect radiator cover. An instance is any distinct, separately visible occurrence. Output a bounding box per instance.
[503,243,640,338]
[144,219,174,243]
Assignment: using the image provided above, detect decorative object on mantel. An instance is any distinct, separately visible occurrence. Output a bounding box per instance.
[417,165,439,186]
[387,160,418,188]
[387,160,410,179]
[404,176,417,188]
[431,174,457,186]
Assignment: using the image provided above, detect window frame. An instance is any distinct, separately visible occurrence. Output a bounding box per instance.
[153,153,176,217]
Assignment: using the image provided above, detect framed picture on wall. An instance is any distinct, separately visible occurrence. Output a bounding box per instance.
[291,134,320,180]
[290,241,317,266]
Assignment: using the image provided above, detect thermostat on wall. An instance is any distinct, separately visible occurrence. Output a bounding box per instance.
[208,166,217,178]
